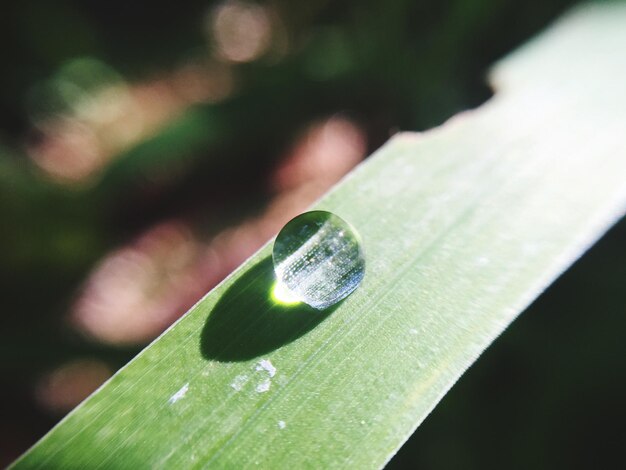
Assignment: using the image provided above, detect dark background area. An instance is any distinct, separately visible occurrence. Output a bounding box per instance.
[1,0,623,467]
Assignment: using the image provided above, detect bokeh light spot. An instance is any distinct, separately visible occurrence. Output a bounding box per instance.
[209,0,272,63]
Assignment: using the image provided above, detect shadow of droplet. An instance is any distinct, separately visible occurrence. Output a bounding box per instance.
[200,256,338,362]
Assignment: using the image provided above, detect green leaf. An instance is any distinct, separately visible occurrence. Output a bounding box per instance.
[13,3,626,468]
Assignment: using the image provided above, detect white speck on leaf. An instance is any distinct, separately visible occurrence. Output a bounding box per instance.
[230,374,249,392]
[476,256,490,266]
[278,420,286,429]
[256,379,271,393]
[256,359,276,377]
[409,328,418,335]
[168,383,189,404]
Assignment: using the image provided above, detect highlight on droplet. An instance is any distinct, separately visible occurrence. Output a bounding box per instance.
[271,280,302,306]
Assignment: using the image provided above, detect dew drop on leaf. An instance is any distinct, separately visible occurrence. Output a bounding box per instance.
[272,211,365,309]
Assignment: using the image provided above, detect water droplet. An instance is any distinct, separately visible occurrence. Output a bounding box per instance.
[272,211,365,309]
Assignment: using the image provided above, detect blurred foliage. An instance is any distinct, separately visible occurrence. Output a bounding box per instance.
[3,0,624,468]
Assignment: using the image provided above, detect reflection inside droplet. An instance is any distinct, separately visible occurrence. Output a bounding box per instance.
[271,280,302,306]
[272,211,365,309]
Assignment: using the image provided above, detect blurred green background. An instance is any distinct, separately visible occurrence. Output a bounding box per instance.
[1,0,624,467]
